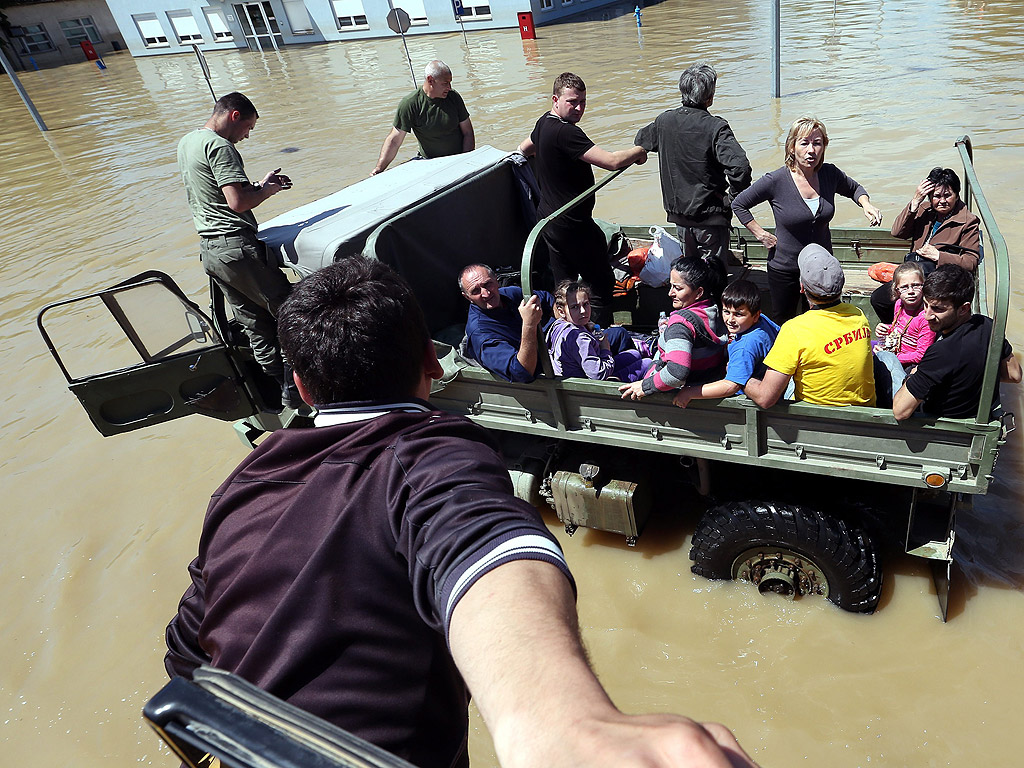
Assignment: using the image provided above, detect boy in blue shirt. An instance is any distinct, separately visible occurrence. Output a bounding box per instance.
[673,279,780,407]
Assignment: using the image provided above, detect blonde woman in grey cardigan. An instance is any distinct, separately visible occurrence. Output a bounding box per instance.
[732,117,883,321]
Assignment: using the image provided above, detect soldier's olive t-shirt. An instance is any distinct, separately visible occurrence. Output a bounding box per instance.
[177,128,257,237]
[394,88,469,159]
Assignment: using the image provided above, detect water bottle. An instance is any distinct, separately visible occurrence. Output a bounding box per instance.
[657,311,668,334]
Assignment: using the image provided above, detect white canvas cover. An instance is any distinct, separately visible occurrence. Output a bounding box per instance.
[259,146,510,276]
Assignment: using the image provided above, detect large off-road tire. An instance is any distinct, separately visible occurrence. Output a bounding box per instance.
[689,501,882,613]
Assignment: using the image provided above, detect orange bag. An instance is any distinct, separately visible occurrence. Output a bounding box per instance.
[626,246,649,276]
[868,262,898,283]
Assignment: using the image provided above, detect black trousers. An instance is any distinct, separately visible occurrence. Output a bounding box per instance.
[543,218,614,327]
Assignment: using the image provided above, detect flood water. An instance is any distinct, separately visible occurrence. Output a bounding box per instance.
[4,0,1024,765]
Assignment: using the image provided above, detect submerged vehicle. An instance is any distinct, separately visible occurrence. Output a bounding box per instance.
[38,138,1014,620]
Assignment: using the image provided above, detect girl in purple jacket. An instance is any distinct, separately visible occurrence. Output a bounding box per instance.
[546,280,650,382]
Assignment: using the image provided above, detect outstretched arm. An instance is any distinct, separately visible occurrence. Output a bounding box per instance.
[372,127,408,175]
[449,559,758,768]
[580,144,648,171]
[673,379,741,408]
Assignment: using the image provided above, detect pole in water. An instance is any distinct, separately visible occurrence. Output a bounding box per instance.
[0,45,47,131]
[400,32,415,87]
[95,58,107,70]
[634,4,642,27]
[192,44,216,104]
[453,0,469,45]
[770,0,781,98]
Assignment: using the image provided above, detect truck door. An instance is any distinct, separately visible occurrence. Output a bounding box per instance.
[37,271,258,437]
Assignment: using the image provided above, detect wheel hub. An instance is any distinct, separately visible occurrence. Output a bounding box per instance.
[732,548,829,600]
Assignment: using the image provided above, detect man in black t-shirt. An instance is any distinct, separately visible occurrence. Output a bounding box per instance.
[518,72,647,326]
[893,264,1021,421]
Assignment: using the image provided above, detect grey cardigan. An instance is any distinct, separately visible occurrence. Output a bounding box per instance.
[732,163,868,273]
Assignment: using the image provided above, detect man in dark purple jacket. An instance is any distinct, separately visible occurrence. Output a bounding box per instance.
[165,257,758,768]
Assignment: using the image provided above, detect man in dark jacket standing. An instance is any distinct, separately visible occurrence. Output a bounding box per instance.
[635,62,751,264]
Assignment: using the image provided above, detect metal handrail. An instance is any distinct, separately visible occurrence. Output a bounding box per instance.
[520,167,626,296]
[954,135,1010,424]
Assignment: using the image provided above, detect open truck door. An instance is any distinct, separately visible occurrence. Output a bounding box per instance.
[145,667,416,768]
[37,271,259,437]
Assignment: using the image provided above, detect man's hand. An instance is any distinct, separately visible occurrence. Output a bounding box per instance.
[619,380,646,400]
[519,295,543,329]
[450,560,760,768]
[259,168,292,194]
[510,711,759,768]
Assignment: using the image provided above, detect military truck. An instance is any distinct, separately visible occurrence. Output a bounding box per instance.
[38,138,1014,620]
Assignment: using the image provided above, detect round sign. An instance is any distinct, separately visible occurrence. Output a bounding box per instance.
[386,7,412,33]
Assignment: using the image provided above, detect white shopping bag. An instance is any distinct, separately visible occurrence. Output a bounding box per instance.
[639,226,681,287]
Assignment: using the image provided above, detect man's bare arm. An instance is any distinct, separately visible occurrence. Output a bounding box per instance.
[517,137,535,157]
[460,117,475,153]
[372,127,408,175]
[892,383,922,421]
[449,560,758,768]
[580,145,648,171]
[744,368,790,408]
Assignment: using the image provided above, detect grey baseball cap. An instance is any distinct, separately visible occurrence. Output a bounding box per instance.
[798,243,845,298]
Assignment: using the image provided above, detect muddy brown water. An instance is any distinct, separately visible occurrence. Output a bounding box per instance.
[4,0,1024,765]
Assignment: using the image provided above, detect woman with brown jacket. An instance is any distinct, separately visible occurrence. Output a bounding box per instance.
[871,167,981,323]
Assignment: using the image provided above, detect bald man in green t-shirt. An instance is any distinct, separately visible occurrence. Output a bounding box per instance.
[371,60,475,175]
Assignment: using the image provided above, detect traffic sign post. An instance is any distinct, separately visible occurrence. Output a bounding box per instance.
[451,0,469,46]
[384,5,417,87]
[192,44,216,104]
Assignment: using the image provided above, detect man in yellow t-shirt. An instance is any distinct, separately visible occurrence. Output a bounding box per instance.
[746,244,876,407]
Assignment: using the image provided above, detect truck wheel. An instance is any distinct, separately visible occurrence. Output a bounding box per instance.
[689,501,881,613]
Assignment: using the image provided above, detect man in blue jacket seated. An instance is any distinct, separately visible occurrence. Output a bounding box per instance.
[460,264,635,382]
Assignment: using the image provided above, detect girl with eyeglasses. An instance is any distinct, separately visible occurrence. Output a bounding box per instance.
[873,261,936,369]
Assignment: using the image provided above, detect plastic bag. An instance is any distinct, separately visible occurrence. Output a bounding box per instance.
[640,226,681,287]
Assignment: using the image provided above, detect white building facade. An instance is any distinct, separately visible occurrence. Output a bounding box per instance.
[101,0,626,58]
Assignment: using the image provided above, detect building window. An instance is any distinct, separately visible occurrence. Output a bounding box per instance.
[203,8,234,41]
[167,11,204,44]
[394,0,428,25]
[561,0,572,5]
[133,14,169,47]
[14,24,55,54]
[457,0,491,21]
[282,0,314,33]
[331,0,368,30]
[539,0,553,10]
[59,17,102,47]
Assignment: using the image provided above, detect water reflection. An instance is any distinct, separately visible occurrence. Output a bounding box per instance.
[4,0,1024,765]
